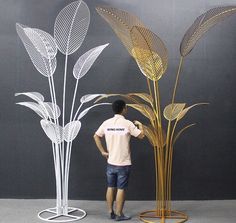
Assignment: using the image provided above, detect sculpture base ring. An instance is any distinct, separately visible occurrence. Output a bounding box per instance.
[38,207,86,222]
[139,209,188,223]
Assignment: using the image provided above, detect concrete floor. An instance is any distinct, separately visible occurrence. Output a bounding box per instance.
[0,200,235,223]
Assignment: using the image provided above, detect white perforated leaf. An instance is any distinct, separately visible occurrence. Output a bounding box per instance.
[42,102,61,120]
[16,23,57,77]
[80,94,106,104]
[40,119,63,144]
[24,28,57,59]
[54,0,90,55]
[64,121,81,142]
[77,103,111,120]
[73,44,109,79]
[15,92,44,103]
[16,102,48,119]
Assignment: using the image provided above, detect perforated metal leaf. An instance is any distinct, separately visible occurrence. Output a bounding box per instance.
[143,124,166,148]
[163,103,186,121]
[94,93,145,105]
[24,28,57,59]
[94,94,118,103]
[80,94,106,104]
[40,119,63,144]
[96,6,145,56]
[64,121,81,142]
[127,93,153,106]
[177,103,208,121]
[143,124,158,147]
[130,26,168,81]
[54,0,90,55]
[180,6,236,57]
[173,124,196,145]
[16,23,57,77]
[15,92,44,103]
[77,103,111,120]
[127,104,155,121]
[42,102,61,120]
[16,102,48,119]
[73,43,109,79]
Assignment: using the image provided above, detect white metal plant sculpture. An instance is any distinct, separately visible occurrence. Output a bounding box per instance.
[15,1,109,222]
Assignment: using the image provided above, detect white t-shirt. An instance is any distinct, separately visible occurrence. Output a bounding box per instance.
[95,114,141,166]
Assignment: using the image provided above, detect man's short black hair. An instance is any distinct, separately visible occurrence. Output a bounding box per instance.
[112,100,126,114]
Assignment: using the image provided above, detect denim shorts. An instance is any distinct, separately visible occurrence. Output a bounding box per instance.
[106,164,131,189]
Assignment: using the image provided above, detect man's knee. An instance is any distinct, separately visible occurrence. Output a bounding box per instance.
[107,187,116,191]
[117,188,125,193]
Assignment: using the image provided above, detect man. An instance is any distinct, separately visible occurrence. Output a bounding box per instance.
[93,99,145,221]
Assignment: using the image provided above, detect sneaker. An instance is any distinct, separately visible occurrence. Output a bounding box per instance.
[110,211,116,219]
[115,214,131,221]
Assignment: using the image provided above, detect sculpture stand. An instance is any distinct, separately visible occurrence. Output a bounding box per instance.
[139,210,188,223]
[38,207,86,222]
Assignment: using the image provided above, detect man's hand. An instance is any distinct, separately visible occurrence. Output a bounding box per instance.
[133,120,145,139]
[101,151,109,159]
[133,120,142,127]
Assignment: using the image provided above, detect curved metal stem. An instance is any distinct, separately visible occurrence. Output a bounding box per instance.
[61,54,69,213]
[172,56,184,105]
[167,119,178,211]
[165,56,184,212]
[146,77,153,99]
[47,59,63,213]
[153,81,165,217]
[73,103,84,121]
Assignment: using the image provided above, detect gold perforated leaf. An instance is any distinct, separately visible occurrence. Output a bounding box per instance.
[130,26,168,81]
[93,94,154,120]
[96,6,145,56]
[164,103,186,121]
[94,93,143,105]
[177,103,208,121]
[143,125,158,147]
[96,7,168,81]
[127,104,155,121]
[173,124,196,145]
[127,93,153,105]
[180,6,236,57]
[143,125,166,148]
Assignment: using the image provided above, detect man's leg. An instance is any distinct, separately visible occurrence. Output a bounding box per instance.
[115,166,131,221]
[106,187,116,213]
[115,188,125,216]
[106,164,117,219]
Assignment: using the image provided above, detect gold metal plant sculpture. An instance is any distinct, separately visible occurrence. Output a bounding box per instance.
[96,5,236,223]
